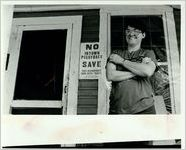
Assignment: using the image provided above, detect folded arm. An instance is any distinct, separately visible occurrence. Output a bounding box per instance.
[121,59,156,77]
[106,62,136,82]
[109,54,156,77]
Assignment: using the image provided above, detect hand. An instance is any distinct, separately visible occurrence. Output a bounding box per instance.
[109,54,124,65]
[142,57,152,64]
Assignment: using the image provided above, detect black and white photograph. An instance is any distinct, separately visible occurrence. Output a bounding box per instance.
[1,1,185,149]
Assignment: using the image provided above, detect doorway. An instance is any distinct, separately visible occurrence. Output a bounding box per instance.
[5,16,82,115]
[12,30,67,114]
[104,7,180,114]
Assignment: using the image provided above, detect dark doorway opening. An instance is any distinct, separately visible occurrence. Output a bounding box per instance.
[12,29,67,114]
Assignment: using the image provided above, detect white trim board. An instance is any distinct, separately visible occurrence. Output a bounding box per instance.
[11,100,62,108]
[13,5,174,13]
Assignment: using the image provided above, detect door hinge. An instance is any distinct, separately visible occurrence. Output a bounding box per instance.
[5,53,10,71]
[64,85,68,94]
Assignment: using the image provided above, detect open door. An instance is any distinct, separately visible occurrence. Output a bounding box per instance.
[5,16,82,115]
[105,7,180,114]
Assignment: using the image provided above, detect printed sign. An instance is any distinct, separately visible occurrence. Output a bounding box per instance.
[79,43,102,79]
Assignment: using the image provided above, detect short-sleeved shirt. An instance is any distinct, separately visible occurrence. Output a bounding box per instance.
[108,48,157,114]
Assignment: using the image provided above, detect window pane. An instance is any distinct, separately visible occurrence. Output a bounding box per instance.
[13,30,67,100]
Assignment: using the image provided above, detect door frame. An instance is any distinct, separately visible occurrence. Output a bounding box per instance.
[99,6,180,114]
[5,16,82,115]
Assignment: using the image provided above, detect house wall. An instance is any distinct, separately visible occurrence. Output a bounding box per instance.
[12,6,181,115]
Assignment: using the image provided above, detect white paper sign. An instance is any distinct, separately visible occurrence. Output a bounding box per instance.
[79,43,102,79]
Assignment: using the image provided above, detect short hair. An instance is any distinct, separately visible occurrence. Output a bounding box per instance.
[125,17,147,33]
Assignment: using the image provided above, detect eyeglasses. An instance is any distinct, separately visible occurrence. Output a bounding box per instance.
[125,29,142,36]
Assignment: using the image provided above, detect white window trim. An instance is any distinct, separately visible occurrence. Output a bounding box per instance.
[99,6,180,114]
[5,16,82,115]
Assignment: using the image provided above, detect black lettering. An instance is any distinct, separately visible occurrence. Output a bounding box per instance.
[97,61,101,67]
[93,44,99,49]
[82,62,87,67]
[86,44,92,50]
[88,62,92,67]
[92,61,96,67]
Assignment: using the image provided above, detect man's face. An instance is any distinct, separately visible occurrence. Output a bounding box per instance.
[125,26,145,46]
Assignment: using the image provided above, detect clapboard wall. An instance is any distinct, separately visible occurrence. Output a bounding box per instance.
[14,9,100,115]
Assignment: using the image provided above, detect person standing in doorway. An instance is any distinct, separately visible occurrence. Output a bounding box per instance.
[106,18,157,115]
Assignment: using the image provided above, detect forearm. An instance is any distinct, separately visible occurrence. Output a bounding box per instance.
[121,60,155,77]
[106,70,135,82]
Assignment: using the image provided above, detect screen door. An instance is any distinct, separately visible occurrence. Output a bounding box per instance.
[12,30,66,114]
[4,16,82,115]
[11,27,69,114]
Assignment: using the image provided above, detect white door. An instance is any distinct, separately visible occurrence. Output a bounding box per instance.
[5,16,82,115]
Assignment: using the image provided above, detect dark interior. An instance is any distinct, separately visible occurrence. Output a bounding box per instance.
[13,29,67,101]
